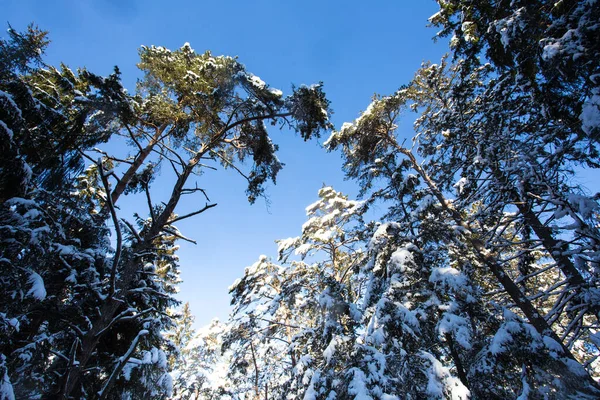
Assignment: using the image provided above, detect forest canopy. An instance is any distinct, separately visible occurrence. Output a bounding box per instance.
[1,0,600,398]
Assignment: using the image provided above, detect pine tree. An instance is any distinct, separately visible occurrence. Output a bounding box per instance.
[54,42,331,399]
[274,187,367,398]
[427,2,600,367]
[1,26,332,398]
[317,1,600,395]
[168,302,205,399]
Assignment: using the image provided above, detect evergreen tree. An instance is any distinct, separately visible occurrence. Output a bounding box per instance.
[167,302,215,399]
[224,187,367,399]
[317,1,600,396]
[58,42,330,399]
[0,26,331,398]
[0,25,129,399]
[426,2,600,366]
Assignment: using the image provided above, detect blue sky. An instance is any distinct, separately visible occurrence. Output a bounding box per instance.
[5,0,447,327]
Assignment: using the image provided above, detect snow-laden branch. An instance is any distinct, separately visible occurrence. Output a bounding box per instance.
[98,329,149,400]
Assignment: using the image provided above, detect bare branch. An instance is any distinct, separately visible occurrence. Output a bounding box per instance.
[210,149,250,180]
[167,203,217,225]
[167,157,182,178]
[91,148,134,165]
[120,218,142,243]
[224,111,292,133]
[180,184,211,202]
[143,182,156,223]
[153,139,188,166]
[124,123,144,152]
[195,163,218,171]
[160,226,198,244]
[98,159,122,299]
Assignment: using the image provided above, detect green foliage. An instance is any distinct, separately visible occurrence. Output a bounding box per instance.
[0,24,48,77]
[1,23,332,399]
[201,2,600,398]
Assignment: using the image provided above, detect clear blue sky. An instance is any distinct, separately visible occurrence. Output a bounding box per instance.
[5,0,447,328]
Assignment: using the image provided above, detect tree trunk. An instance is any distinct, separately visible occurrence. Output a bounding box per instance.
[396,144,600,393]
[488,164,587,288]
[60,141,211,398]
[445,333,469,389]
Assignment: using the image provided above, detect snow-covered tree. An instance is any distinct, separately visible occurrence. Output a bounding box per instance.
[0,25,332,399]
[426,2,600,371]
[57,42,331,399]
[326,81,599,397]
[0,25,128,399]
[274,187,366,398]
[223,187,366,399]
[168,303,228,399]
[317,1,600,395]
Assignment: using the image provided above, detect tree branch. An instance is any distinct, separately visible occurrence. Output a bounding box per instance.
[167,203,217,225]
[143,181,156,223]
[98,329,149,400]
[120,218,142,243]
[98,159,122,299]
[160,226,198,244]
